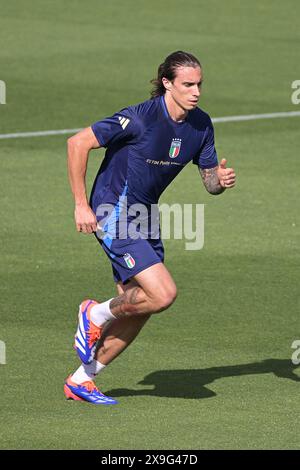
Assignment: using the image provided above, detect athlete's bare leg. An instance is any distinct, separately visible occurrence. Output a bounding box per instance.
[96,263,177,365]
[108,262,177,318]
[96,280,150,365]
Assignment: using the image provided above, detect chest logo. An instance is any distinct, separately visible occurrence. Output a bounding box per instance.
[169,138,182,159]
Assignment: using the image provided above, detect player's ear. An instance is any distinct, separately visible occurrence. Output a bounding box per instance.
[162,77,171,91]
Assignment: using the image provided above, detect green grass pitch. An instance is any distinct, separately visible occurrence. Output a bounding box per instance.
[0,0,300,449]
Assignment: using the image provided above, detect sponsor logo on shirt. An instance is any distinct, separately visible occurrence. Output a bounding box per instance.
[146,158,185,167]
[118,116,130,130]
[123,253,135,269]
[169,138,181,158]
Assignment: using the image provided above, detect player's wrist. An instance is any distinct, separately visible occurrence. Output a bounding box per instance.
[74,199,89,208]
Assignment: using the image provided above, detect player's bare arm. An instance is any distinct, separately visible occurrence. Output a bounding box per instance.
[199,166,224,194]
[67,127,100,233]
[199,158,236,194]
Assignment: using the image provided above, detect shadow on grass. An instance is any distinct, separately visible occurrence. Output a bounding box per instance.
[105,359,300,399]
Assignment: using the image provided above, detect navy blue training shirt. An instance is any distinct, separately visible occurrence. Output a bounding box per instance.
[90,95,218,212]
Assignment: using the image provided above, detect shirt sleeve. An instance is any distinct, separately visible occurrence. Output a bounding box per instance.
[193,118,218,169]
[91,107,142,148]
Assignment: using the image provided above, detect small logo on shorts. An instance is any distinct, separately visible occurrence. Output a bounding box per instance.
[169,138,181,158]
[124,253,135,269]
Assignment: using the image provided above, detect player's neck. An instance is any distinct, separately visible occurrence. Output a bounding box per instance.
[164,94,188,122]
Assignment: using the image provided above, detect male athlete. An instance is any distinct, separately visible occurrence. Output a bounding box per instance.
[65,51,236,405]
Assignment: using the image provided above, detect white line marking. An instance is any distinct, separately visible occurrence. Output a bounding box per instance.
[0,111,300,140]
[0,128,82,140]
[212,111,300,123]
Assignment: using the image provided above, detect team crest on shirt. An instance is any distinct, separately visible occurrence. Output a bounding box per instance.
[169,138,182,158]
[123,253,135,269]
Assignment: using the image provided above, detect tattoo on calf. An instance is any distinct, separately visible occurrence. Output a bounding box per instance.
[109,296,125,310]
[110,287,142,315]
[199,167,225,195]
[128,287,140,305]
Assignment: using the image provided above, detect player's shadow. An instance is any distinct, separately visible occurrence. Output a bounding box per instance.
[105,359,299,399]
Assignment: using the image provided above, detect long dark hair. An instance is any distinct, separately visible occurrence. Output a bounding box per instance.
[150,51,201,98]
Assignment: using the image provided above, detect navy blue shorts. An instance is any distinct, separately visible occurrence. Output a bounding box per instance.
[95,234,165,284]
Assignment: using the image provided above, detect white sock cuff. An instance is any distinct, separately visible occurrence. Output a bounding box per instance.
[71,360,106,384]
[90,298,116,326]
[94,360,106,375]
[101,298,115,317]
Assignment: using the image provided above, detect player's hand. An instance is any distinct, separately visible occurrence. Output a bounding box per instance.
[74,204,97,233]
[217,158,236,189]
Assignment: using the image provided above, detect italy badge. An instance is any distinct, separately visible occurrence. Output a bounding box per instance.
[169,138,181,158]
[124,253,136,269]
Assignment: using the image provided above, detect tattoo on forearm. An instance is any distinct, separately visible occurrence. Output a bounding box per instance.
[110,287,142,316]
[199,167,225,195]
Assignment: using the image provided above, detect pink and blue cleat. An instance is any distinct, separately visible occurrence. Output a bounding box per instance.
[64,376,118,405]
[74,299,102,364]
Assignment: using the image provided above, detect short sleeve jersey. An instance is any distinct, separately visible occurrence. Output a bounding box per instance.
[90,95,218,211]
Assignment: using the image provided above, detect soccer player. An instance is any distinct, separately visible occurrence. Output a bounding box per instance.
[65,51,236,405]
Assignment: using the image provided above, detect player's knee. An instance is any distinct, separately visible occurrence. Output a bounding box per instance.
[153,285,177,313]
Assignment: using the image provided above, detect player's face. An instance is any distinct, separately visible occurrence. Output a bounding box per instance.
[167,66,202,111]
